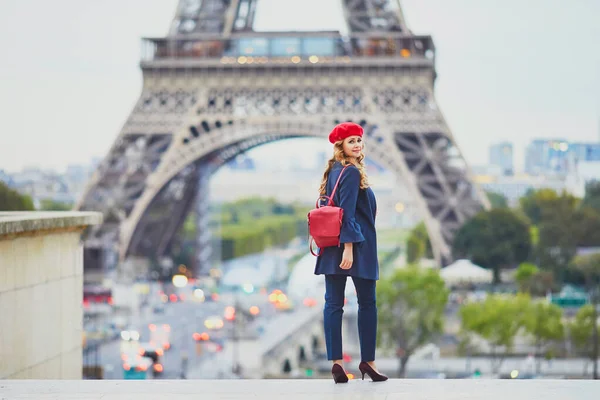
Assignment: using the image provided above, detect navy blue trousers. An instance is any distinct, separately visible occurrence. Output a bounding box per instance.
[323,274,377,362]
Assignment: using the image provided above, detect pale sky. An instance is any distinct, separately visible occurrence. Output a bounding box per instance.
[0,0,599,174]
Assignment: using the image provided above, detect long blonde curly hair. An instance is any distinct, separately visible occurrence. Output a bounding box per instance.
[318,140,369,195]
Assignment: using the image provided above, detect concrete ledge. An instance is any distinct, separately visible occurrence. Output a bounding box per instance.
[0,211,101,379]
[0,212,103,237]
[0,379,598,400]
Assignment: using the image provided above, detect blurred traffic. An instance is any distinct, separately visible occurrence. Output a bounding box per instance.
[82,245,333,380]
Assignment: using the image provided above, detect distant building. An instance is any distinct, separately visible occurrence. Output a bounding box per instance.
[3,162,101,207]
[524,139,570,176]
[64,164,96,203]
[489,142,514,176]
[575,161,600,186]
[524,139,600,178]
[569,142,600,188]
[570,142,600,163]
[474,173,573,206]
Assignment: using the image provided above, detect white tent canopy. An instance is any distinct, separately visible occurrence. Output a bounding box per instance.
[440,259,493,285]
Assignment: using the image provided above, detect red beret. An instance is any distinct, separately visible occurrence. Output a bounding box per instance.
[328,122,364,144]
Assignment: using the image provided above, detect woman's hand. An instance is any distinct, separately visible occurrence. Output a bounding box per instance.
[340,243,353,270]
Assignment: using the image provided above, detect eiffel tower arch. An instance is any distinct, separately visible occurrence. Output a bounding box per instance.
[76,0,490,280]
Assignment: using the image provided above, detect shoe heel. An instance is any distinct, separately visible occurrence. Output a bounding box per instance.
[331,364,349,384]
[358,361,388,382]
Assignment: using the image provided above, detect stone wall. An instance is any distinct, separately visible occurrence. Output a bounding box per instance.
[0,212,102,379]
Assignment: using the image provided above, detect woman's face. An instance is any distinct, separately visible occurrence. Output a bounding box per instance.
[342,135,363,159]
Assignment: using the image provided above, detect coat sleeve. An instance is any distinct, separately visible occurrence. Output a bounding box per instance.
[338,166,365,245]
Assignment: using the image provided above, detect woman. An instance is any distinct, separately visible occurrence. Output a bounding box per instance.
[314,122,388,383]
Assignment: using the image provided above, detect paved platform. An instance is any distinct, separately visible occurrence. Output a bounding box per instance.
[0,379,598,400]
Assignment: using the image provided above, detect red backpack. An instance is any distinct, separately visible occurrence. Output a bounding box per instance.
[308,165,349,256]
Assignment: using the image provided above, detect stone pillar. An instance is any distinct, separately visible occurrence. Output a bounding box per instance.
[0,211,102,379]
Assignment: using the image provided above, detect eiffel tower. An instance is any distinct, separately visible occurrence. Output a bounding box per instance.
[76,0,489,280]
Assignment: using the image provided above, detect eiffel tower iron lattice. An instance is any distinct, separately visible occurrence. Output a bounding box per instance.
[76,0,490,279]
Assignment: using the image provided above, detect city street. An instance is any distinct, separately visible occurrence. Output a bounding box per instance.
[94,250,297,379]
[97,294,223,379]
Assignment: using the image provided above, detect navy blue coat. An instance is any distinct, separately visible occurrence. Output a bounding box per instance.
[314,162,380,281]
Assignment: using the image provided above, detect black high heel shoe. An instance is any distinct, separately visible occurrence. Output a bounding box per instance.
[331,364,349,383]
[358,361,388,382]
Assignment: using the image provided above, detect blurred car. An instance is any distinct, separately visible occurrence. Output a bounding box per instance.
[120,329,141,353]
[149,323,171,351]
[302,297,318,308]
[192,288,206,302]
[204,315,224,330]
[137,342,164,359]
[121,352,153,380]
[120,329,140,341]
[205,292,220,302]
[136,342,165,375]
[275,299,294,311]
[152,303,165,314]
[268,289,294,312]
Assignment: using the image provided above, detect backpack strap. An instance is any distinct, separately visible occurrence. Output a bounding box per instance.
[327,165,350,206]
[315,165,350,208]
[309,237,321,256]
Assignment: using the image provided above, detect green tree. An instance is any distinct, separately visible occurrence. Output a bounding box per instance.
[514,262,556,296]
[39,199,73,211]
[377,266,449,378]
[413,222,433,258]
[452,208,532,284]
[515,262,539,294]
[582,180,600,213]
[459,294,531,373]
[536,193,581,278]
[575,206,600,247]
[529,225,539,247]
[521,188,600,281]
[187,197,310,262]
[519,188,559,225]
[405,222,432,263]
[531,270,556,296]
[182,213,196,239]
[572,253,600,286]
[569,305,600,378]
[486,191,508,209]
[571,253,600,379]
[522,301,564,374]
[406,233,425,264]
[0,181,34,211]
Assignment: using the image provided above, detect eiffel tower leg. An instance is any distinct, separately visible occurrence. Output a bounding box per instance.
[195,165,213,277]
[370,118,453,266]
